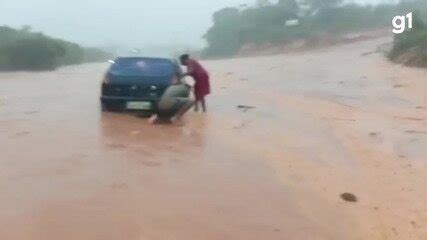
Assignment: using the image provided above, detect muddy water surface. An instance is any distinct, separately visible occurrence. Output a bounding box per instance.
[0,38,426,240]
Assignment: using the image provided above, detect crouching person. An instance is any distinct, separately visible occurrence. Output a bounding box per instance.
[149,76,194,125]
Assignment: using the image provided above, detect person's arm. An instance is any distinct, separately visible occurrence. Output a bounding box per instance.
[180,72,190,77]
[181,61,195,77]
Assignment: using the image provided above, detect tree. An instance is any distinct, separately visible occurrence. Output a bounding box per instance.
[278,0,299,12]
[4,37,65,70]
[20,25,32,33]
[203,8,242,57]
[213,7,239,24]
[0,25,111,71]
[305,0,343,9]
[257,0,271,7]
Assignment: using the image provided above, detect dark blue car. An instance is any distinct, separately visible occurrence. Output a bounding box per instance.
[101,57,181,112]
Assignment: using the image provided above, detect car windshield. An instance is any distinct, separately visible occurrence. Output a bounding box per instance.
[111,58,178,77]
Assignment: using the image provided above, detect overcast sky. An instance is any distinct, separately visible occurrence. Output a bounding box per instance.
[0,0,389,49]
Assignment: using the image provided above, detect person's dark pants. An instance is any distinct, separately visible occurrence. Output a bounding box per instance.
[157,98,194,119]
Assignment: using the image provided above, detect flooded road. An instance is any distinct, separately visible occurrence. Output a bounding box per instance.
[0,38,426,240]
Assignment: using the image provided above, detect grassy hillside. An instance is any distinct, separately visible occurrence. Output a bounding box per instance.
[389,1,427,67]
[389,20,427,67]
[0,26,111,71]
[203,0,427,57]
[202,0,399,58]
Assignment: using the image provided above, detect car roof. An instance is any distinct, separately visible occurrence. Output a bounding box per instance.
[114,56,176,62]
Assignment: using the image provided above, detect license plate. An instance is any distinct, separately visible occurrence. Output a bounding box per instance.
[126,101,152,110]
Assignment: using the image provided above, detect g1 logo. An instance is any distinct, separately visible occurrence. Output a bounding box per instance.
[392,12,413,34]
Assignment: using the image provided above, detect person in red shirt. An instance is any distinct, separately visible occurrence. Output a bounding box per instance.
[180,54,211,112]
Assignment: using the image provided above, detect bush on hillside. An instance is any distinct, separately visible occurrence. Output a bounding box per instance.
[0,37,65,71]
[202,0,427,58]
[389,13,427,67]
[0,25,111,71]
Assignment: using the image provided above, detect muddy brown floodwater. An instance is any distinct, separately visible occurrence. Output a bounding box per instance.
[0,38,426,240]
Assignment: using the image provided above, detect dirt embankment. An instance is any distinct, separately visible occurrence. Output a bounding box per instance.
[390,45,427,67]
[238,29,391,57]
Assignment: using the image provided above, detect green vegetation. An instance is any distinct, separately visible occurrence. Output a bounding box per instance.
[203,0,400,58]
[389,16,427,67]
[203,0,427,67]
[389,2,427,67]
[0,26,111,71]
[203,0,427,57]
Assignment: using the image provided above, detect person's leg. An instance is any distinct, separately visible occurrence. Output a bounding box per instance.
[171,99,195,122]
[152,103,174,124]
[148,114,159,124]
[201,97,207,112]
[194,100,199,112]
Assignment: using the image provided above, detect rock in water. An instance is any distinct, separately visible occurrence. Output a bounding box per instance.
[340,193,358,202]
